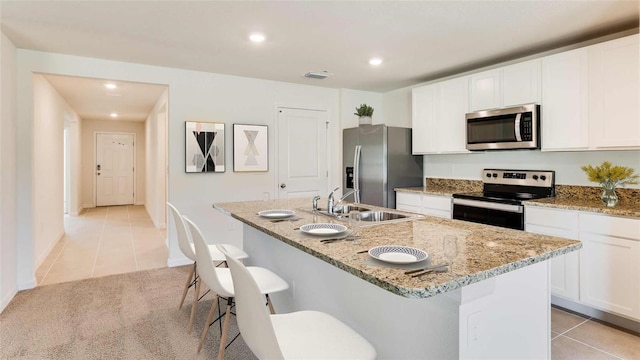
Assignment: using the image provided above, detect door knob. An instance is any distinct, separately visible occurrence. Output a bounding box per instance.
[280,183,286,189]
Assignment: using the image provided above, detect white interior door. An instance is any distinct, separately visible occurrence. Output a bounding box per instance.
[96,133,135,206]
[277,108,328,199]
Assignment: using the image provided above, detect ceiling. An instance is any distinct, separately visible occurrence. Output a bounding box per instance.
[2,1,638,121]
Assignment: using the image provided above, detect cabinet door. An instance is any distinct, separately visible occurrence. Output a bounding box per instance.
[541,48,589,151]
[470,69,502,111]
[421,194,452,219]
[502,60,541,107]
[437,76,470,153]
[412,85,438,154]
[395,192,422,213]
[579,232,640,320]
[525,206,580,300]
[589,34,640,149]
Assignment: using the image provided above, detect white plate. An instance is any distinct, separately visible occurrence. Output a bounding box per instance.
[299,223,348,236]
[368,245,428,264]
[258,209,296,219]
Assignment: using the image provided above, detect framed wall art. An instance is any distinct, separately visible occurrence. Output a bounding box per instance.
[233,124,268,172]
[185,121,225,173]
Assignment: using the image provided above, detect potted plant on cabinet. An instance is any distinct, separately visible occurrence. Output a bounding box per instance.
[354,104,374,125]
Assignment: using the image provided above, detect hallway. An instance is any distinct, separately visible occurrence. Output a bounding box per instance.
[36,205,168,286]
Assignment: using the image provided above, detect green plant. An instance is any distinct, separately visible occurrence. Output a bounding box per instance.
[354,104,374,117]
[581,161,639,187]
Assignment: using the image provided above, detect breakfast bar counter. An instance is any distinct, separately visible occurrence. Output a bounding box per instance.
[214,198,581,359]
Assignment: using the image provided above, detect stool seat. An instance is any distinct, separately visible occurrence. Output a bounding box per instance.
[190,243,248,263]
[271,311,377,359]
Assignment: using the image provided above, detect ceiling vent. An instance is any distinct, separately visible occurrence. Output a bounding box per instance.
[304,71,332,79]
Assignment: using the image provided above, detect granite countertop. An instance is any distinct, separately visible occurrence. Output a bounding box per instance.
[397,179,640,219]
[214,198,581,299]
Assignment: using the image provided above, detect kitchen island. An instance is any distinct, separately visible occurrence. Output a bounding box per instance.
[214,198,581,359]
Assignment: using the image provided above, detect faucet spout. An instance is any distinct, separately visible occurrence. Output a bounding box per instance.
[339,189,359,203]
[327,187,340,214]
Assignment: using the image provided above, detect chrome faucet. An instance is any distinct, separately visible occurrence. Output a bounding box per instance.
[312,195,321,212]
[339,189,359,204]
[327,187,340,215]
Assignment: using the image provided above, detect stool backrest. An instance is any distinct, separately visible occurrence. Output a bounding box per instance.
[218,244,284,360]
[167,203,196,260]
[183,216,233,298]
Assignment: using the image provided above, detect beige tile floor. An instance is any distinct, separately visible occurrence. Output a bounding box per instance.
[551,307,640,359]
[35,209,639,358]
[36,205,168,286]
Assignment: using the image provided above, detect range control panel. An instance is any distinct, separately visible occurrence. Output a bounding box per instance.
[482,169,555,188]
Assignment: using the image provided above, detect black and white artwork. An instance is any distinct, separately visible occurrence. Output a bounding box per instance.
[185,121,225,173]
[233,124,268,172]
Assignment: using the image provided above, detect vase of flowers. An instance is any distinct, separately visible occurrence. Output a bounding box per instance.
[581,161,639,207]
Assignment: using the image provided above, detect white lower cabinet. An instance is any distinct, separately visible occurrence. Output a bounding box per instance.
[525,206,640,321]
[579,213,640,320]
[396,192,451,219]
[525,206,580,301]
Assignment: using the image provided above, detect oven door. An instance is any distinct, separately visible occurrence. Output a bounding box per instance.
[452,198,524,230]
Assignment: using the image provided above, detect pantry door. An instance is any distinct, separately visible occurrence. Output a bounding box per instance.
[277,107,328,199]
[96,133,135,206]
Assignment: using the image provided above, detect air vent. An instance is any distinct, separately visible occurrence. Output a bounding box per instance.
[304,71,332,79]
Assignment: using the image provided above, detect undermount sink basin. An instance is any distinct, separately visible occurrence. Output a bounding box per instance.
[356,211,408,222]
[333,205,371,214]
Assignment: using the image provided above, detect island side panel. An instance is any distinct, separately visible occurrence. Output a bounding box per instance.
[243,224,462,359]
[458,260,550,359]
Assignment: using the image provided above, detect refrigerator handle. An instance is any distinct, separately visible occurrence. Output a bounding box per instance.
[353,145,361,203]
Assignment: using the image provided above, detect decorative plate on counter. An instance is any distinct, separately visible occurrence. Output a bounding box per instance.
[299,223,348,236]
[258,209,296,219]
[368,245,428,264]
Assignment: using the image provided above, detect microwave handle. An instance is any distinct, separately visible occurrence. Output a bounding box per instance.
[514,113,522,141]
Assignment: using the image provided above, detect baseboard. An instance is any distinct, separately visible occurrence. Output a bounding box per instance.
[35,230,65,270]
[17,278,37,291]
[551,295,640,334]
[167,256,193,268]
[1,286,18,314]
[82,203,94,209]
[134,201,144,206]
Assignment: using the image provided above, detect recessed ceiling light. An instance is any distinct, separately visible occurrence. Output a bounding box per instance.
[110,112,118,118]
[369,58,383,66]
[249,33,266,43]
[104,83,117,89]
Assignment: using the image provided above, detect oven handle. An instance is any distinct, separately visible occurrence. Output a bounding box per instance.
[453,198,523,213]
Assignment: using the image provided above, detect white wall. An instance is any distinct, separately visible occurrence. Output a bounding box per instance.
[80,119,147,208]
[423,150,640,186]
[32,74,79,269]
[340,89,384,129]
[383,87,412,128]
[66,111,82,215]
[145,89,168,229]
[14,49,348,282]
[1,33,18,312]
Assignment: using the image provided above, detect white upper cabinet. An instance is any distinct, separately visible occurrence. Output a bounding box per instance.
[541,48,590,151]
[502,60,541,107]
[412,76,470,154]
[541,34,639,151]
[469,60,541,112]
[588,34,640,149]
[412,84,438,154]
[470,69,502,111]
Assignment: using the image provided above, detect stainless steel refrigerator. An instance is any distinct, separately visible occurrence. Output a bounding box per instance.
[343,124,423,209]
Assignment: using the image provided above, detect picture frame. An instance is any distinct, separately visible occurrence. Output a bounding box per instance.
[185,121,225,173]
[233,124,268,172]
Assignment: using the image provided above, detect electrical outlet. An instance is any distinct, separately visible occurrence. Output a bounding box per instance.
[467,311,484,349]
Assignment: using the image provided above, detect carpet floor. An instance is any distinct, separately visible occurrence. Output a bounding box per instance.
[0,266,257,359]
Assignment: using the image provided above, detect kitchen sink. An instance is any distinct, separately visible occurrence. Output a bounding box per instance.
[356,211,408,222]
[333,205,370,214]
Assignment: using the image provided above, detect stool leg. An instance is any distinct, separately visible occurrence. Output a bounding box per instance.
[187,265,201,333]
[266,294,276,314]
[217,298,233,360]
[198,295,220,353]
[179,263,196,309]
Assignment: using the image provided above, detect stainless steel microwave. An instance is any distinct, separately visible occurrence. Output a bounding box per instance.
[466,104,540,151]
